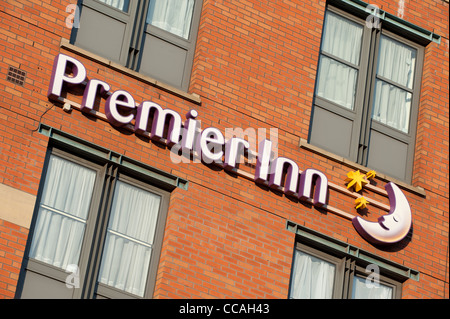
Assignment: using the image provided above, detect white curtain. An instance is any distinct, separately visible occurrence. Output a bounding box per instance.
[321,11,363,66]
[352,276,393,299]
[317,56,359,110]
[98,181,161,297]
[147,0,195,39]
[377,35,416,89]
[29,155,96,270]
[316,11,363,110]
[289,250,336,299]
[97,0,129,11]
[372,80,412,133]
[372,36,416,133]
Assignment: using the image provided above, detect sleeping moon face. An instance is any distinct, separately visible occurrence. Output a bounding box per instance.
[352,182,412,245]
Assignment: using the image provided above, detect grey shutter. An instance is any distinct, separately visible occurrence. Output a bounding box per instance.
[73,0,139,65]
[310,8,424,183]
[309,9,371,162]
[365,32,424,183]
[309,103,357,159]
[17,150,105,299]
[137,0,203,91]
[20,269,75,299]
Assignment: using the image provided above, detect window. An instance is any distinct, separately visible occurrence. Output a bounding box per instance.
[286,221,419,299]
[71,0,202,91]
[309,5,424,183]
[17,148,170,299]
[289,243,402,299]
[289,247,341,298]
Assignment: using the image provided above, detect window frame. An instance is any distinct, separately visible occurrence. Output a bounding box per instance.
[309,4,425,183]
[364,29,424,182]
[291,243,346,299]
[17,148,105,299]
[290,240,404,299]
[137,0,201,91]
[72,0,140,65]
[16,146,171,299]
[349,264,402,299]
[71,0,203,91]
[311,7,372,160]
[93,174,170,299]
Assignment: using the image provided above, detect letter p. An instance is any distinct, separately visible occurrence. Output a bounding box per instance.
[47,54,86,100]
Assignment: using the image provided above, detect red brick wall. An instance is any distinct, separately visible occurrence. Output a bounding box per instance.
[0,0,448,299]
[0,219,28,299]
[154,186,295,298]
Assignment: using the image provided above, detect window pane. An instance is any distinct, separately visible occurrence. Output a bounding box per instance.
[96,0,130,12]
[29,155,96,269]
[147,0,195,39]
[98,181,161,297]
[322,11,363,66]
[316,55,358,110]
[289,250,336,299]
[377,35,416,89]
[372,79,412,133]
[352,276,393,299]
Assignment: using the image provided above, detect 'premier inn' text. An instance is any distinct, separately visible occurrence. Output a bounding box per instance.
[47,53,329,207]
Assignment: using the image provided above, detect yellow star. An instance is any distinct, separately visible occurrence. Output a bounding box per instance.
[345,170,369,192]
[366,170,377,180]
[355,197,369,210]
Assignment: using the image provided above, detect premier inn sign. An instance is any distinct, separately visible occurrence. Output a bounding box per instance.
[47,53,413,246]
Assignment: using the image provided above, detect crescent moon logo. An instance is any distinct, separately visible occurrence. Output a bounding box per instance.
[352,182,412,245]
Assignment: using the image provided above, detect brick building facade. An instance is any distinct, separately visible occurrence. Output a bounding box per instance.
[0,0,448,300]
